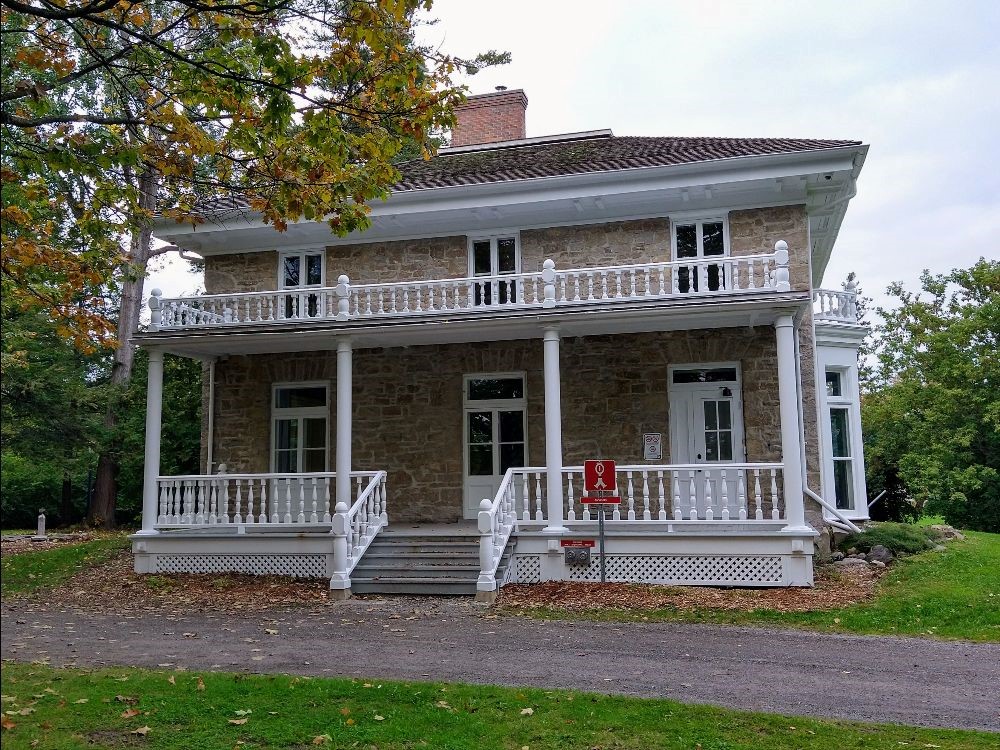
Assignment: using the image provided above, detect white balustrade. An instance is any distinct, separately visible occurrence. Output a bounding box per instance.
[155,470,379,528]
[148,245,793,332]
[505,463,784,526]
[813,286,860,322]
[477,468,519,596]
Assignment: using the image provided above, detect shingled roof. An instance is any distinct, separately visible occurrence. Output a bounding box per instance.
[188,134,860,215]
[392,134,862,191]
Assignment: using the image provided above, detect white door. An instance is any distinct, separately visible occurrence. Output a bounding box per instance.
[470,236,519,306]
[462,375,527,519]
[669,367,745,517]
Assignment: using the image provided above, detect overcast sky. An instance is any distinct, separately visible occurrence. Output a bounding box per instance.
[148,0,999,313]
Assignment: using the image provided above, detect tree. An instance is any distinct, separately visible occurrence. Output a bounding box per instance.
[862,259,1000,532]
[2,0,507,525]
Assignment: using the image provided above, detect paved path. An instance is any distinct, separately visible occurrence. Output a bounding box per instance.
[2,599,997,731]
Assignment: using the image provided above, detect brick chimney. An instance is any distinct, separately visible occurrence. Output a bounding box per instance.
[451,88,528,147]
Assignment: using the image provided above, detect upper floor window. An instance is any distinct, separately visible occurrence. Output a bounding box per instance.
[279,251,324,318]
[469,235,519,305]
[671,217,729,293]
[825,368,855,511]
[280,251,324,289]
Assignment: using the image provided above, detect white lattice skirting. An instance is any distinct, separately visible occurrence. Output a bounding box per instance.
[512,555,542,584]
[153,554,328,577]
[569,554,783,585]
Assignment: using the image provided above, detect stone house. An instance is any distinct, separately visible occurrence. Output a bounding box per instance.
[132,89,870,599]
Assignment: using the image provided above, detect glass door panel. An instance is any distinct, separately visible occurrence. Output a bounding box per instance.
[274,419,299,472]
[467,411,494,476]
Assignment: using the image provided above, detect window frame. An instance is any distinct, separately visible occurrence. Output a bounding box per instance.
[669,214,731,262]
[270,381,330,474]
[277,249,326,290]
[466,232,522,278]
[819,364,867,518]
[462,371,529,479]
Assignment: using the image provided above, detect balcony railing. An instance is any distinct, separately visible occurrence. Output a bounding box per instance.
[149,242,794,332]
[813,285,859,323]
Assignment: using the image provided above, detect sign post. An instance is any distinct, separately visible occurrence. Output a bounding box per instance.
[582,460,618,583]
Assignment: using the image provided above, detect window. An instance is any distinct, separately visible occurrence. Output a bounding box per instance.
[703,399,734,461]
[825,367,855,511]
[279,251,324,318]
[469,235,519,305]
[671,217,729,293]
[463,374,527,477]
[272,384,328,473]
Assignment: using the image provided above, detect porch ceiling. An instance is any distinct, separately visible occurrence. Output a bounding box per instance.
[136,293,809,358]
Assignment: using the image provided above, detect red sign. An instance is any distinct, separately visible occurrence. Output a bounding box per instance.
[583,460,616,493]
[580,496,621,505]
[560,539,596,548]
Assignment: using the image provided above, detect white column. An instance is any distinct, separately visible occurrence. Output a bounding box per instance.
[542,328,568,533]
[775,315,809,532]
[336,338,353,510]
[137,349,164,535]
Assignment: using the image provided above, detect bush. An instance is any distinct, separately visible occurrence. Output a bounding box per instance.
[840,523,939,556]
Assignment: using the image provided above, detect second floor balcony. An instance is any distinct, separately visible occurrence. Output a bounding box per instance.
[150,242,801,333]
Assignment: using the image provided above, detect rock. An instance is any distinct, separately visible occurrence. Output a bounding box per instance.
[850,553,867,559]
[831,551,845,561]
[868,560,886,568]
[928,524,965,541]
[867,545,895,565]
[847,547,859,555]
[834,558,869,567]
[933,544,947,552]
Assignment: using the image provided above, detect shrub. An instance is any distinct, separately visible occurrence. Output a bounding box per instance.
[840,522,938,556]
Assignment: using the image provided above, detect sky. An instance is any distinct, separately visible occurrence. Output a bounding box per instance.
[147,0,1000,314]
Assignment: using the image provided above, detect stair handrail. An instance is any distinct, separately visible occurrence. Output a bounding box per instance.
[804,487,861,534]
[330,470,388,593]
[477,467,519,597]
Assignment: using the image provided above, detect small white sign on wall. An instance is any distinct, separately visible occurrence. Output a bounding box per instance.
[643,433,662,461]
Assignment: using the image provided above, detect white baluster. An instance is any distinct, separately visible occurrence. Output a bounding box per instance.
[720,469,730,520]
[157,483,168,525]
[771,469,781,520]
[566,471,576,521]
[672,472,682,520]
[614,270,623,299]
[182,480,194,524]
[688,470,698,520]
[641,470,651,520]
[234,479,243,524]
[322,477,332,523]
[753,470,764,520]
[601,271,609,299]
[297,480,306,523]
[626,471,636,520]
[587,272,596,301]
[257,479,267,523]
[656,470,666,520]
[309,477,319,523]
[704,471,714,520]
[738,470,748,520]
[379,475,388,525]
[534,471,544,520]
[244,481,254,524]
[283,480,293,523]
[521,472,531,521]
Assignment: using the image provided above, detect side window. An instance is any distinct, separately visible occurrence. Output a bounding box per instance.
[272,384,328,473]
[672,218,728,293]
[279,252,324,318]
[469,235,519,306]
[825,368,857,511]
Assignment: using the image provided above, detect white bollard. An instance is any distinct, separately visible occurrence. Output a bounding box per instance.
[32,509,47,542]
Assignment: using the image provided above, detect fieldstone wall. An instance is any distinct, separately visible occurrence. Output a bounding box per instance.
[327,235,468,284]
[204,251,278,294]
[520,219,671,272]
[730,205,811,291]
[204,327,832,524]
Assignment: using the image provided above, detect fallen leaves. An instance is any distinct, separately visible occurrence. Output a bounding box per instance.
[520,707,534,716]
[495,565,884,614]
[312,735,332,745]
[131,726,152,736]
[228,718,248,725]
[1,716,15,730]
[196,677,205,692]
[121,708,141,719]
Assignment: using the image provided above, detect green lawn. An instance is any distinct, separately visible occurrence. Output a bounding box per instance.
[0,664,993,750]
[504,532,1000,641]
[1,535,130,597]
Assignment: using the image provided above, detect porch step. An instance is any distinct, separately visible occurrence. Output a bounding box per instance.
[350,531,511,596]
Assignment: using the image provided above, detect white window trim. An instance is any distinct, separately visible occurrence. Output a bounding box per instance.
[462,372,529,479]
[669,214,731,261]
[270,381,330,473]
[277,250,327,290]
[818,364,868,519]
[466,232,522,278]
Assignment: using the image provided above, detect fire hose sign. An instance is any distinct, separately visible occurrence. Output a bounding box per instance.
[583,460,616,494]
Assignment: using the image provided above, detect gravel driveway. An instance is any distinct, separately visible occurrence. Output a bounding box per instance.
[2,597,997,732]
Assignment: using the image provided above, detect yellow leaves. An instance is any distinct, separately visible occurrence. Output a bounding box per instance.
[167,676,176,685]
[312,735,332,745]
[131,726,152,736]
[196,677,206,692]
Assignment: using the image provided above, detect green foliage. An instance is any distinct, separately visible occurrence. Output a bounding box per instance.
[2,664,994,749]
[839,523,938,555]
[863,259,1000,532]
[0,535,129,596]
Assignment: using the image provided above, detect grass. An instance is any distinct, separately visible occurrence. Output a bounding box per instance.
[0,534,130,597]
[840,522,939,555]
[506,532,1000,641]
[0,664,994,749]
[0,529,35,536]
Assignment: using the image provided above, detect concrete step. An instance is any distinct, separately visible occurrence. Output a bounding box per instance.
[366,542,481,554]
[353,563,481,578]
[350,576,478,596]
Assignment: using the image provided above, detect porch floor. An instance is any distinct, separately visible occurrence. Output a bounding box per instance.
[381,521,479,536]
